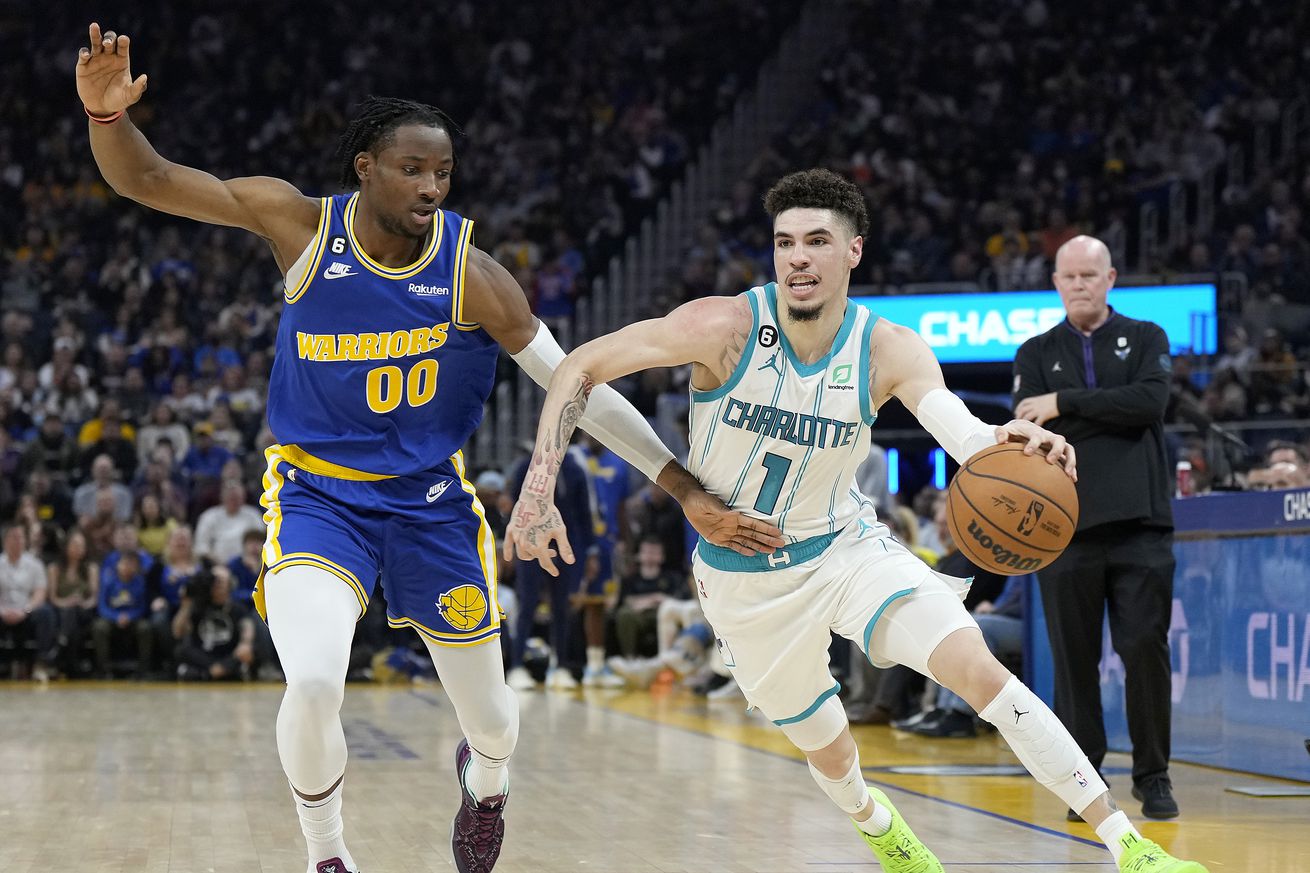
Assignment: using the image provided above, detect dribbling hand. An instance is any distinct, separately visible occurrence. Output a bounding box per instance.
[994,419,1078,482]
[76,23,148,116]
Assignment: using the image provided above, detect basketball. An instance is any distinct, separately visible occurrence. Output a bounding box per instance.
[945,442,1079,575]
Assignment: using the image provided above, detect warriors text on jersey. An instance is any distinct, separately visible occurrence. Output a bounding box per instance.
[268,193,497,479]
[687,283,878,543]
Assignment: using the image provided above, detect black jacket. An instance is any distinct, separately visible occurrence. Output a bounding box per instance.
[1012,309,1173,532]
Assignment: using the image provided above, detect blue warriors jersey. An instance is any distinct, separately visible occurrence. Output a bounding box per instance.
[269,193,497,479]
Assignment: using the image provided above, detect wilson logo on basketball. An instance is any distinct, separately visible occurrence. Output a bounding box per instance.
[965,519,1042,572]
[1017,500,1044,537]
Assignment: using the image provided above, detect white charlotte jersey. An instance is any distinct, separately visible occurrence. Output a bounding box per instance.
[687,283,878,543]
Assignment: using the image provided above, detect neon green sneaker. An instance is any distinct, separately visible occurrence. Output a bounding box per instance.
[853,787,944,873]
[1117,833,1210,872]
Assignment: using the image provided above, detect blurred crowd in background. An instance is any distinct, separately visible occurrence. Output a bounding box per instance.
[1,0,1308,687]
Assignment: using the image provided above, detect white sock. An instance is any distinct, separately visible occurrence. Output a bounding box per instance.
[586,646,605,671]
[1095,811,1139,862]
[853,802,894,838]
[462,743,510,801]
[293,779,356,873]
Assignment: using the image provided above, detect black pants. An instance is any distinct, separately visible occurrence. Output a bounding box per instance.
[1038,523,1174,784]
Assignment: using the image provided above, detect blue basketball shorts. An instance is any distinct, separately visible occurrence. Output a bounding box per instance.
[256,445,502,647]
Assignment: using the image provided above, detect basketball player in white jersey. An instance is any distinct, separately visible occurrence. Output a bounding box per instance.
[507,171,1208,872]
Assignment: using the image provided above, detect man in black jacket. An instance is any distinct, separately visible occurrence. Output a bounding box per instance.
[1012,235,1179,821]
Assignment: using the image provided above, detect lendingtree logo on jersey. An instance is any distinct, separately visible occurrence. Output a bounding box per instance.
[828,363,855,390]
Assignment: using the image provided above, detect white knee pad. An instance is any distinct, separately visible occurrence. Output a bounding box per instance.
[425,638,520,760]
[978,676,1106,814]
[776,693,849,752]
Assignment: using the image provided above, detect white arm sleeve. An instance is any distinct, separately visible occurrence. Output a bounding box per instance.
[510,321,675,482]
[915,387,998,465]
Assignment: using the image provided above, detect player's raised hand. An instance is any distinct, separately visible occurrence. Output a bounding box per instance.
[681,488,786,557]
[503,494,575,577]
[76,23,148,116]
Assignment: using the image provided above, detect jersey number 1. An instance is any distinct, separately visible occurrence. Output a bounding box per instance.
[366,360,439,413]
[753,452,792,514]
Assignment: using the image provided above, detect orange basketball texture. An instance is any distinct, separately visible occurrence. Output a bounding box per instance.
[945,443,1079,575]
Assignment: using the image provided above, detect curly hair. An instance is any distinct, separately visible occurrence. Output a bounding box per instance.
[763,169,869,238]
[335,96,462,189]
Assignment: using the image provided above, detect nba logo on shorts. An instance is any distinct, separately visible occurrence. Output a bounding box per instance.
[1074,769,1089,789]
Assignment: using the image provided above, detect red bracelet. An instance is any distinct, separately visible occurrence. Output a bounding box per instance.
[84,106,123,125]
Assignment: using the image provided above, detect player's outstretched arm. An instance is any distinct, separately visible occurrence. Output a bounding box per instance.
[872,319,1077,480]
[463,278,782,574]
[76,23,318,269]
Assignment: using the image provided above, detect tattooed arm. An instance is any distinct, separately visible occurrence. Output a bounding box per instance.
[505,295,783,574]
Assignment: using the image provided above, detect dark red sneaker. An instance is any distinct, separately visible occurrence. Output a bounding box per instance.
[452,739,507,873]
[315,860,355,873]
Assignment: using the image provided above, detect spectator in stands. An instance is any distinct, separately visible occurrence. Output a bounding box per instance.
[0,523,56,680]
[194,480,263,565]
[226,528,264,605]
[20,412,79,484]
[77,398,138,480]
[1249,328,1303,417]
[624,482,686,574]
[182,419,235,511]
[207,402,244,455]
[135,493,177,558]
[1265,461,1308,491]
[23,469,73,529]
[614,536,684,658]
[1265,440,1309,470]
[80,490,120,563]
[137,401,190,468]
[92,548,152,677]
[173,564,256,681]
[46,528,97,677]
[148,523,200,667]
[72,454,132,522]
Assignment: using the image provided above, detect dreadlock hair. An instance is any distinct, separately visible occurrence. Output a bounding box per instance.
[763,169,870,238]
[335,96,463,189]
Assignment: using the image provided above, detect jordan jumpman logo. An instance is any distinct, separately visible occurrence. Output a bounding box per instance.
[757,351,783,376]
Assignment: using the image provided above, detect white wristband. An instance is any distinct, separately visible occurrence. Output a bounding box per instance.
[915,388,997,465]
[510,322,675,481]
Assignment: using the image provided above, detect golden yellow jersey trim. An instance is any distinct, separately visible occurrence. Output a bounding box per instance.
[452,450,499,604]
[344,192,443,279]
[451,217,480,330]
[386,614,501,645]
[277,443,397,481]
[284,198,332,304]
[260,448,288,564]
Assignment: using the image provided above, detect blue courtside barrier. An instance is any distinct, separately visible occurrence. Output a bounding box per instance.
[1028,490,1310,781]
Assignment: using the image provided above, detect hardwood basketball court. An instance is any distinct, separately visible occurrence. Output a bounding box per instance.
[0,681,1302,871]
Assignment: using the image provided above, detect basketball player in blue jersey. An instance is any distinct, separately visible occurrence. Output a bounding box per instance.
[76,23,783,873]
[508,170,1208,873]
